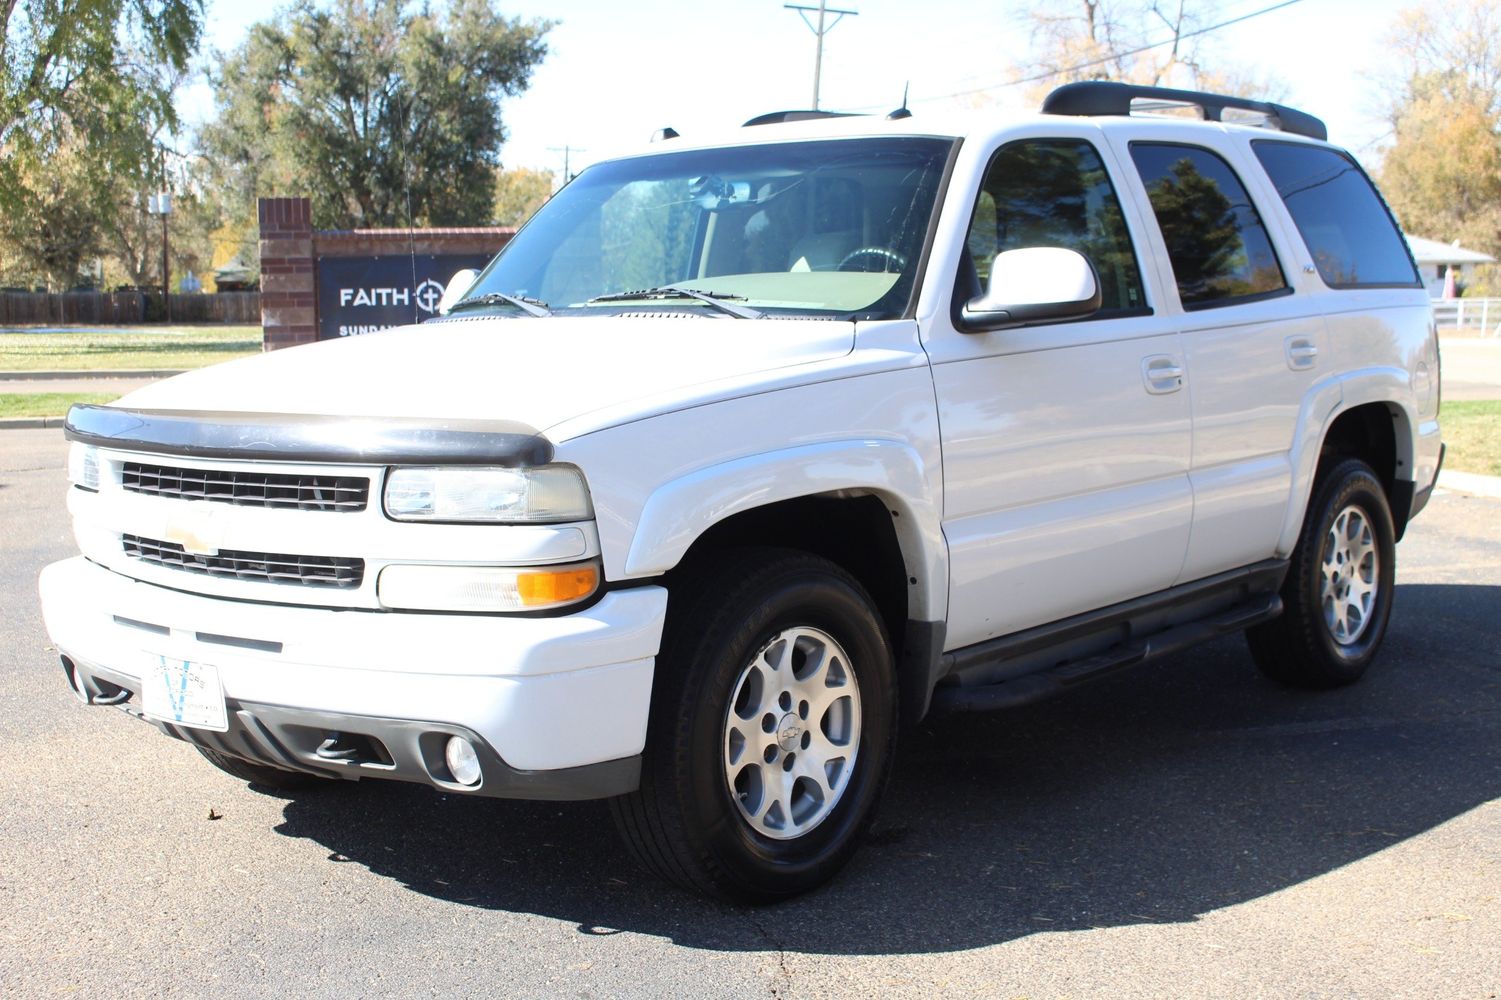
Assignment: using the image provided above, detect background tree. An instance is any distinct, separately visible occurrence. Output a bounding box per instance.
[202,0,552,231]
[492,166,554,228]
[1380,0,1501,120]
[1013,0,1280,101]
[0,128,114,287]
[1381,86,1501,255]
[2,0,201,288]
[1376,0,1501,292]
[1,0,201,211]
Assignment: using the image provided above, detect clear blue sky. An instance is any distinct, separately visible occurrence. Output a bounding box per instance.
[181,0,1413,179]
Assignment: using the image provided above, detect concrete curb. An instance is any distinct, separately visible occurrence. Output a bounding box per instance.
[0,416,67,431]
[0,369,184,381]
[1437,469,1501,499]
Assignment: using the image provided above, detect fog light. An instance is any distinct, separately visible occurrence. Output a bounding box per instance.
[444,736,482,786]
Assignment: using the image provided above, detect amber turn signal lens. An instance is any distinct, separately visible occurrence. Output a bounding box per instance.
[377,561,601,612]
[516,564,600,607]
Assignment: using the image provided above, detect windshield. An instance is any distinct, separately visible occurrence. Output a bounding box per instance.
[461,136,954,319]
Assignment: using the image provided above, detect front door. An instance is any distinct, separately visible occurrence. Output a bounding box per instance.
[924,132,1193,649]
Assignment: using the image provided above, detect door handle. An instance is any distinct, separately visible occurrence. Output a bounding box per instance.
[1142,356,1184,394]
[1285,337,1319,371]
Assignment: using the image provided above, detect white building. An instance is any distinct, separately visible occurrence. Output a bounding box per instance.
[1405,235,1496,298]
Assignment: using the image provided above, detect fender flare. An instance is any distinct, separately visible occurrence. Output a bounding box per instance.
[622,439,948,621]
[1276,366,1416,554]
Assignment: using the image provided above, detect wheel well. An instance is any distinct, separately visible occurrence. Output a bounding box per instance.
[1319,402,1407,535]
[668,493,914,705]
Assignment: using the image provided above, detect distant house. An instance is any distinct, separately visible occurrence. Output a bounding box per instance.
[1405,236,1495,298]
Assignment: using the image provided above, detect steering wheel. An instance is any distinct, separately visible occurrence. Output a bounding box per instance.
[836,246,909,273]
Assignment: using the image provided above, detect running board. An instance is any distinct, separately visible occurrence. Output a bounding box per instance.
[928,592,1283,715]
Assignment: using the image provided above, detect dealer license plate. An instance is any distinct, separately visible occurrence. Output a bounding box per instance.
[141,654,228,732]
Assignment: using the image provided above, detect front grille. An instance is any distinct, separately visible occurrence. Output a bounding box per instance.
[122,462,369,512]
[122,534,364,589]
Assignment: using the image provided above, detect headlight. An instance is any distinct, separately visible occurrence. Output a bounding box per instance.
[377,561,601,612]
[67,443,99,491]
[383,465,591,523]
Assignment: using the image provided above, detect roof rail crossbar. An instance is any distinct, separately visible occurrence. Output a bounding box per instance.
[1041,81,1327,141]
[743,110,862,127]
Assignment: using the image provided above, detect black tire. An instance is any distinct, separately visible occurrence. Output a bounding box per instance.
[1247,458,1397,689]
[610,549,898,903]
[196,746,332,791]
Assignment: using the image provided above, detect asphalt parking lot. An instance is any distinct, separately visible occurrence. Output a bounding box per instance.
[2,426,1498,999]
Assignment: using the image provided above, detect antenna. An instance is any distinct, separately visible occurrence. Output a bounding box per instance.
[399,94,419,325]
[886,82,912,120]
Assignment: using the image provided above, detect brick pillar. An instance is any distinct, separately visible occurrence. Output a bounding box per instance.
[257,197,315,351]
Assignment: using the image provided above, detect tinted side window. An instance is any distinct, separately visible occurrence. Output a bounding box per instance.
[1252,141,1421,288]
[965,139,1147,314]
[1129,143,1288,310]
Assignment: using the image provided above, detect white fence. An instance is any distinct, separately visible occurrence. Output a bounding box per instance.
[1432,297,1501,336]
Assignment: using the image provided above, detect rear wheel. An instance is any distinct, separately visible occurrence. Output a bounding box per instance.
[1247,458,1396,688]
[611,549,897,903]
[196,746,333,791]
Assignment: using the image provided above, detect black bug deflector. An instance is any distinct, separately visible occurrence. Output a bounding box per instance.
[64,404,555,467]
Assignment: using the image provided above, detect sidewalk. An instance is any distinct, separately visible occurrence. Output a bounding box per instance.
[0,371,167,431]
[1439,335,1501,401]
[0,373,170,394]
[1436,469,1501,499]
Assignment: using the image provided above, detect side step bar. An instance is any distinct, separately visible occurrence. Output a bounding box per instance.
[929,591,1283,715]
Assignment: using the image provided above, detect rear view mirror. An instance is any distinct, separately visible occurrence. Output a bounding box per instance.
[959,247,1102,332]
[437,269,480,315]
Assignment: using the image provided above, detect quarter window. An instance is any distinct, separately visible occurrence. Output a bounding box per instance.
[964,139,1147,315]
[1252,141,1421,288]
[1130,143,1288,310]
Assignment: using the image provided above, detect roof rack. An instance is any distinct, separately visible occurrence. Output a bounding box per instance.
[1041,81,1327,141]
[743,110,861,127]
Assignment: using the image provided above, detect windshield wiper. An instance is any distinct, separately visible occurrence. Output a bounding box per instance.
[448,291,552,318]
[586,286,763,319]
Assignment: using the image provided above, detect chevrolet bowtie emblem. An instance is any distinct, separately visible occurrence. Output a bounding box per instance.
[164,507,223,556]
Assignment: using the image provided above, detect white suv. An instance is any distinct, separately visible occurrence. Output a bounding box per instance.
[41,82,1444,902]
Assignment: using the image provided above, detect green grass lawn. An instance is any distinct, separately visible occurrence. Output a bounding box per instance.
[1442,400,1501,477]
[0,327,261,371]
[0,392,118,419]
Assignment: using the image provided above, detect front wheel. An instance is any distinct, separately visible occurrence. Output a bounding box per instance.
[611,550,897,903]
[1247,458,1397,688]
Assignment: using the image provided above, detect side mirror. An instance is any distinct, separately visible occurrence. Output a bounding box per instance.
[959,247,1102,332]
[436,268,480,315]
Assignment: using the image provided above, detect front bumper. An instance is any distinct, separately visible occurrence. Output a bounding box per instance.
[40,556,668,798]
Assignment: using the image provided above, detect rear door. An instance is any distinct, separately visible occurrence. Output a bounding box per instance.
[1104,130,1327,583]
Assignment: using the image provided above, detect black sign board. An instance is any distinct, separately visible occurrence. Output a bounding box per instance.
[315,254,493,340]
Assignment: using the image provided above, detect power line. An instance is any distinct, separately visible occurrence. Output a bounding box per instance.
[865,0,1303,109]
[547,145,587,187]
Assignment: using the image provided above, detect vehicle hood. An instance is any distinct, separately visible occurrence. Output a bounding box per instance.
[112,316,855,436]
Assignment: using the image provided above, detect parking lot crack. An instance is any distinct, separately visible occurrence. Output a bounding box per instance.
[746,911,795,998]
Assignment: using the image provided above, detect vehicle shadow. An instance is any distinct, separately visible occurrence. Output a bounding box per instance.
[272,582,1501,956]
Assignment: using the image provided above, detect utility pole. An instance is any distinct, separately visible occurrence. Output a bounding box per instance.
[547,145,587,189]
[146,192,173,323]
[160,205,171,323]
[145,148,173,323]
[784,1,859,110]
